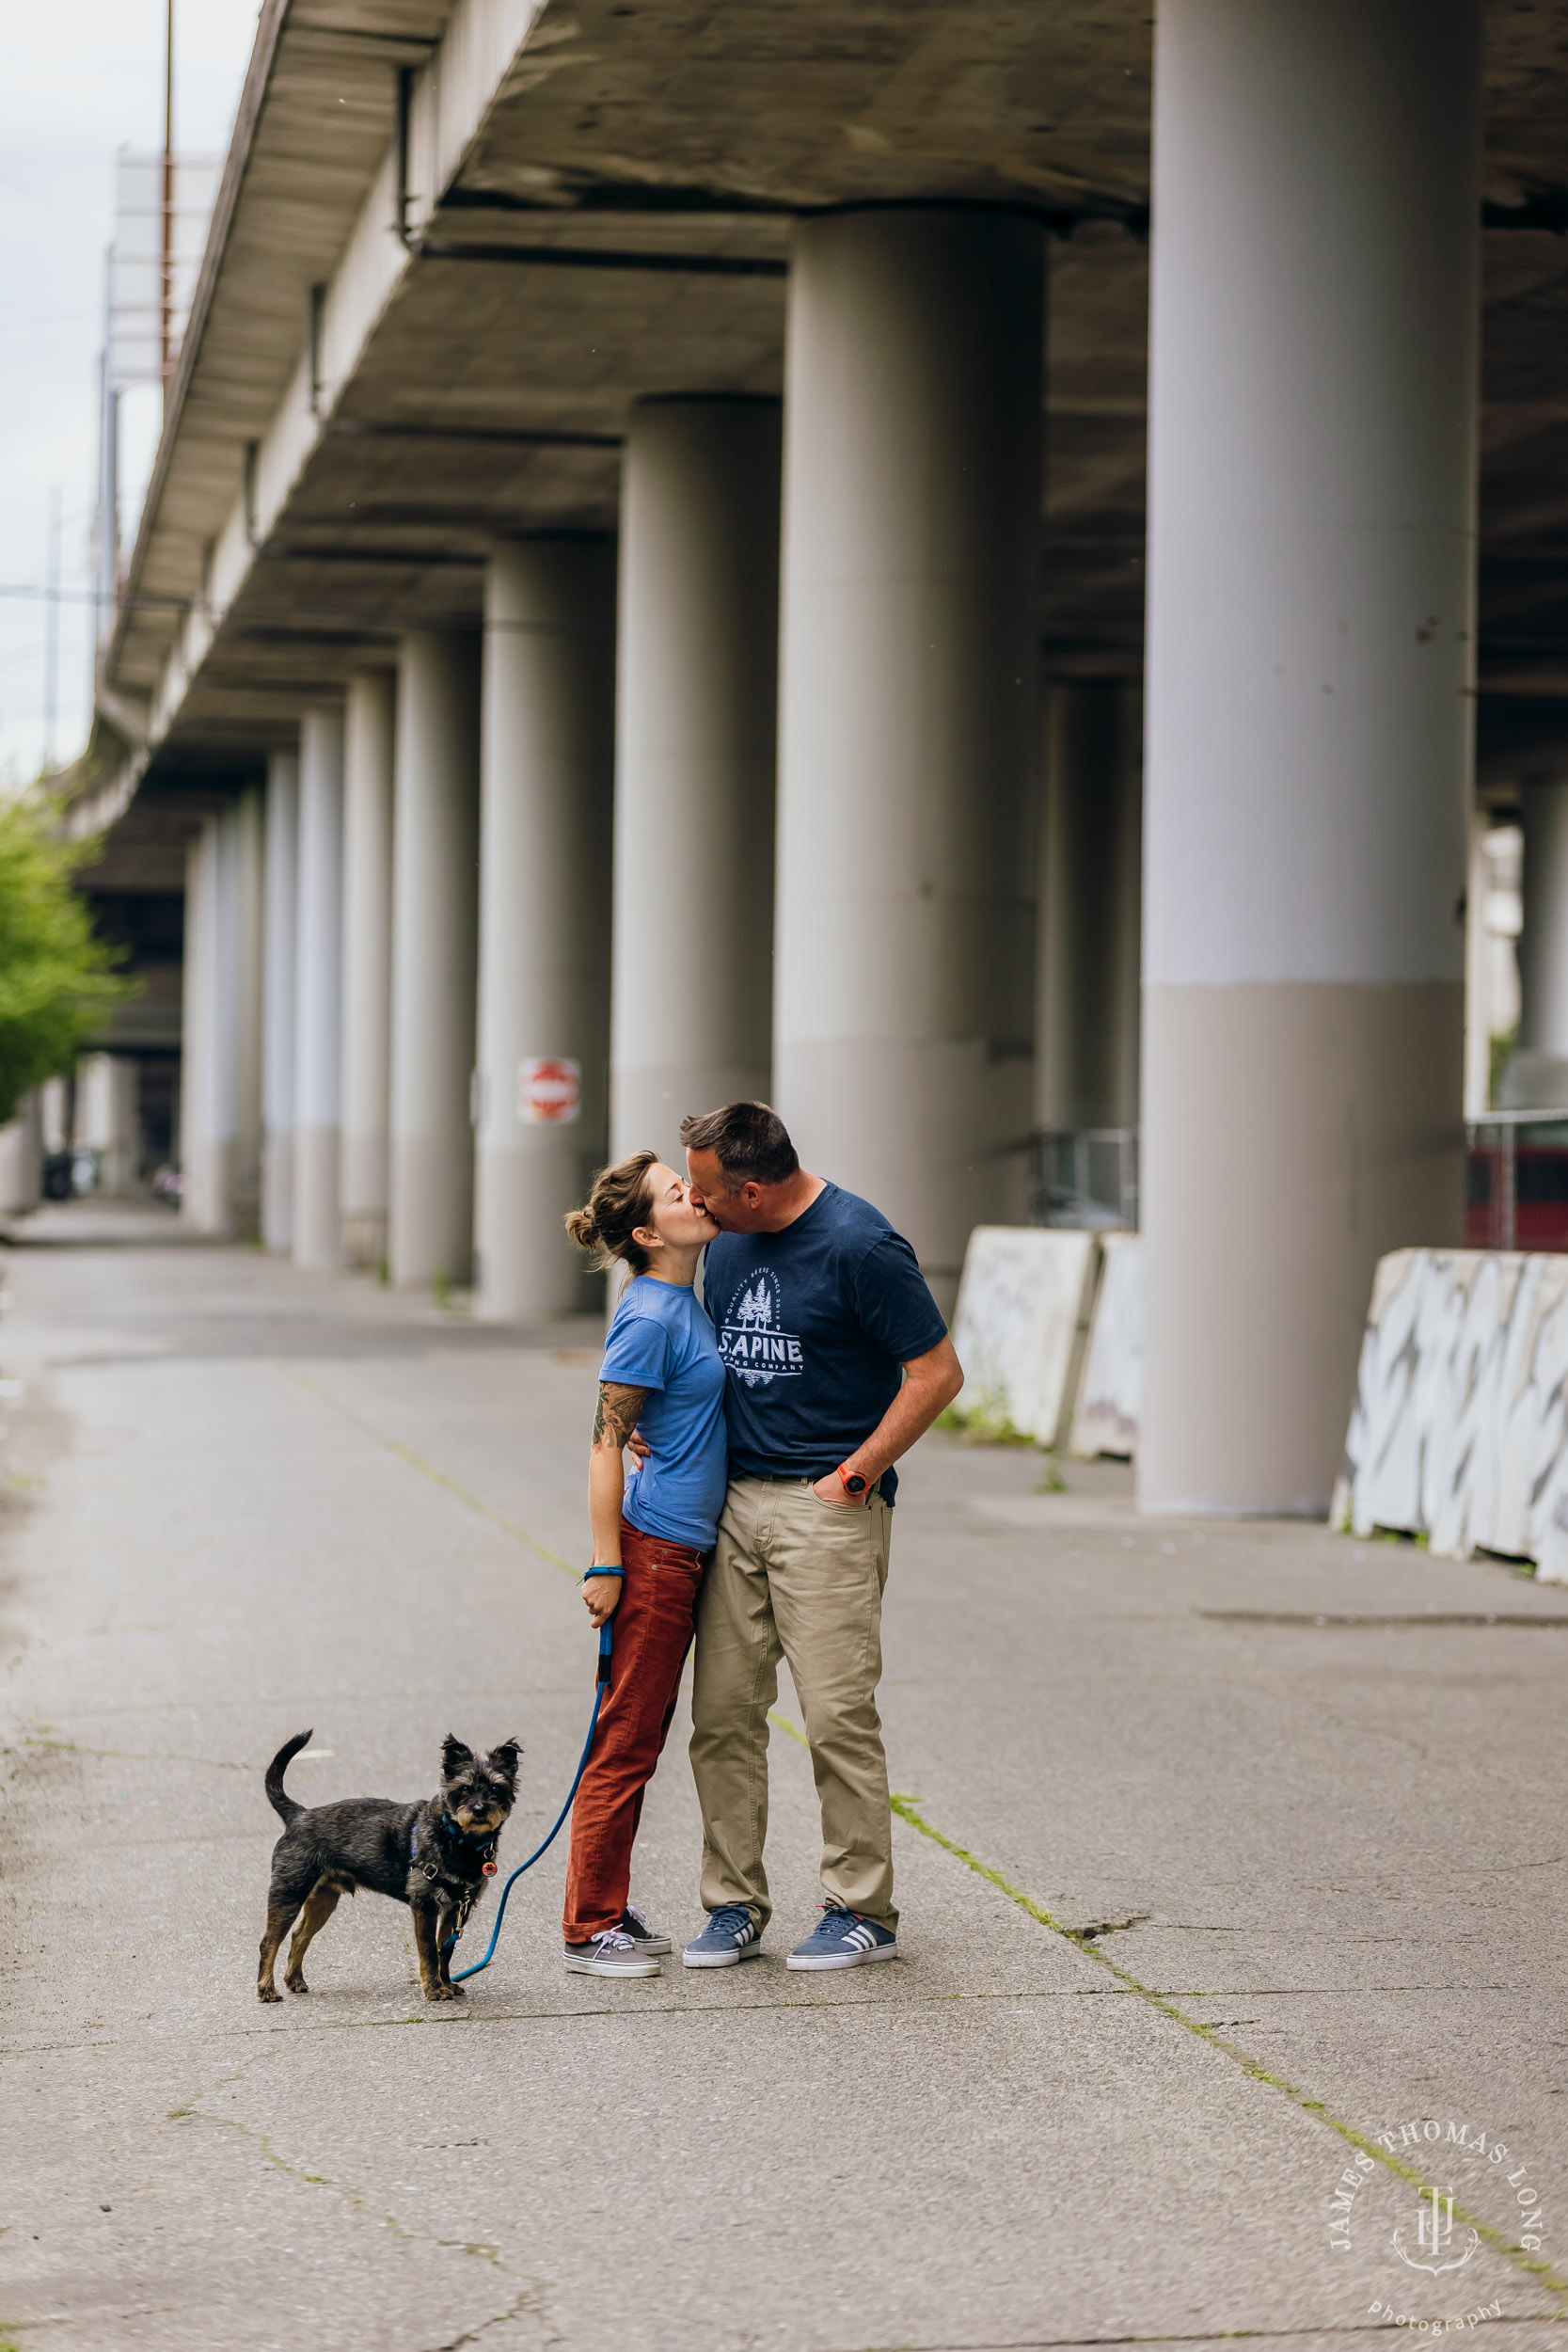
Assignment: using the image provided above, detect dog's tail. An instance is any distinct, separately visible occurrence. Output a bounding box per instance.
[264,1730,314,1825]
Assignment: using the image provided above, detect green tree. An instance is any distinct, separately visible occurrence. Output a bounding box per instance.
[0,794,135,1126]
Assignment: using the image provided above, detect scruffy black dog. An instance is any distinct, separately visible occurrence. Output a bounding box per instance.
[258,1729,521,2004]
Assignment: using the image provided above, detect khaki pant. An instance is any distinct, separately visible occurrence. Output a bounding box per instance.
[689,1474,895,1934]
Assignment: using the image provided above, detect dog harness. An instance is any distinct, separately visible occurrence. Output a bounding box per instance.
[411,1814,499,1941]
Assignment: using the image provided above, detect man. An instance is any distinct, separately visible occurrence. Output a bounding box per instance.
[677,1101,962,1971]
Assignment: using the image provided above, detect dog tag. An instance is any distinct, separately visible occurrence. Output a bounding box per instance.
[483,1862,498,1875]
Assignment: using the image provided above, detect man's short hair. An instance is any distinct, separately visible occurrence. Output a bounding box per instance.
[679,1101,800,1188]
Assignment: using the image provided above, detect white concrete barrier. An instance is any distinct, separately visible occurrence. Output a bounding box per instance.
[1069,1232,1143,1460]
[950,1227,1097,1446]
[1336,1247,1568,1580]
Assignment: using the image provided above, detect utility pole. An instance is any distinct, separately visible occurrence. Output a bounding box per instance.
[43,485,61,772]
[160,0,175,392]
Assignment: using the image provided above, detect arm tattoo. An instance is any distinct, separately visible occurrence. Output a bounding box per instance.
[593,1382,648,1450]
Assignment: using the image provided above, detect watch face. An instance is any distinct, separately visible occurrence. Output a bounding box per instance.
[846,1474,868,1493]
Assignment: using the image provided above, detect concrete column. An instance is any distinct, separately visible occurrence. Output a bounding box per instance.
[40,1078,69,1160]
[75,1054,140,1194]
[293,707,346,1270]
[773,208,1042,1304]
[474,546,614,1320]
[340,673,396,1267]
[0,1092,44,1215]
[1141,0,1481,1514]
[388,630,482,1290]
[1464,808,1494,1120]
[230,788,265,1234]
[181,795,264,1236]
[1036,681,1142,1135]
[610,399,780,1164]
[261,749,299,1251]
[181,816,222,1232]
[1502,779,1568,1109]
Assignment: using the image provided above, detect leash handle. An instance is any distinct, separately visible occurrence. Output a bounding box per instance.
[449,1615,611,1982]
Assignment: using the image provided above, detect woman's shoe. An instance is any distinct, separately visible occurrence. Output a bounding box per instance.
[620,1902,673,1956]
[564,1927,661,1977]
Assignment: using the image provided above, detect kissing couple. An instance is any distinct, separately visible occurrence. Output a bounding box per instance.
[557,1099,961,1977]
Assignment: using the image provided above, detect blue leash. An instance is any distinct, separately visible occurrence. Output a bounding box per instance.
[450,1619,612,1983]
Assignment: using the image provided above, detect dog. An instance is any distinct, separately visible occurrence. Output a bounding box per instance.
[258,1729,521,2003]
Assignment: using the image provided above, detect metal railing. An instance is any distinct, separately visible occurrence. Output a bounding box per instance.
[1465,1108,1568,1252]
[1026,1127,1138,1231]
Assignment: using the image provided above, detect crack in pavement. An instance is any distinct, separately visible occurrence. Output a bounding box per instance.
[823,2319,1562,2350]
[12,1974,1531,2060]
[170,2051,559,2350]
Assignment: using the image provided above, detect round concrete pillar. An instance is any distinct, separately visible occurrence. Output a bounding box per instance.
[230,788,265,1236]
[261,749,299,1252]
[1141,0,1481,1514]
[773,207,1042,1303]
[183,804,261,1238]
[474,542,615,1322]
[610,398,781,1164]
[388,629,482,1291]
[293,707,346,1271]
[0,1092,43,1215]
[1036,681,1142,1136]
[76,1054,141,1195]
[181,816,221,1232]
[340,672,397,1266]
[1503,779,1568,1109]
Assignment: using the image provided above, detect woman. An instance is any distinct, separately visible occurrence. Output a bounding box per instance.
[559,1151,726,1977]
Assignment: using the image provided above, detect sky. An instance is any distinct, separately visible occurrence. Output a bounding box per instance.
[0,0,260,786]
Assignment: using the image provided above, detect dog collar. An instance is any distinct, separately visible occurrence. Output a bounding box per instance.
[439,1810,497,1855]
[414,1817,499,1880]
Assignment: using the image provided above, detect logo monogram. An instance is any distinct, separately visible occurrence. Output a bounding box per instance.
[1391,2185,1479,2277]
[719,1271,804,1387]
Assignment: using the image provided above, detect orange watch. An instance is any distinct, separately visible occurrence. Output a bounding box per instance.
[837,1463,870,1496]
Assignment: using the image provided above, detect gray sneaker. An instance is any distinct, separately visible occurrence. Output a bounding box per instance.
[681,1903,764,1968]
[620,1902,672,1956]
[564,1927,661,1978]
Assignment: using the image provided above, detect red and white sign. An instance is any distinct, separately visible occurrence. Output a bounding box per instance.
[518,1057,581,1125]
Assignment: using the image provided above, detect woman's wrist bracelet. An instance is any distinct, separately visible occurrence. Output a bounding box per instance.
[584,1563,626,1581]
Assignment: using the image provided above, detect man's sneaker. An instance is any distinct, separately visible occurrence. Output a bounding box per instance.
[681,1904,764,1968]
[785,1905,898,1970]
[563,1928,661,1978]
[619,1902,672,1957]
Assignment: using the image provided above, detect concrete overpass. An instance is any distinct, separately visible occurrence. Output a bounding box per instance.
[69,0,1568,1516]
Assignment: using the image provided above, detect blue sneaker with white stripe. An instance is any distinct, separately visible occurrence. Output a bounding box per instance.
[786,1905,898,1970]
[682,1904,763,1968]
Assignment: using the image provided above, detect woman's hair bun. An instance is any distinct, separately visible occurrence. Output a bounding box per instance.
[563,1150,659,1273]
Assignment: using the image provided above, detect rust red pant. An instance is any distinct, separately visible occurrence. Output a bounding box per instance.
[562,1518,705,1944]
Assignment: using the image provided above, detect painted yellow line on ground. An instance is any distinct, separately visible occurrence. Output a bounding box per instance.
[768,1707,1568,2307]
[277,1361,579,1582]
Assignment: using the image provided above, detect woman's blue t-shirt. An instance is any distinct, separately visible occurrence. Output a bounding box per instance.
[598,1277,728,1551]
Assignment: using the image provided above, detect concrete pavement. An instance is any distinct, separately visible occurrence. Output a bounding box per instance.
[2,1204,1566,2350]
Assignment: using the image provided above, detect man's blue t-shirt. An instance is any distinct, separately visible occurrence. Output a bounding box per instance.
[598,1277,728,1551]
[704,1184,946,1504]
